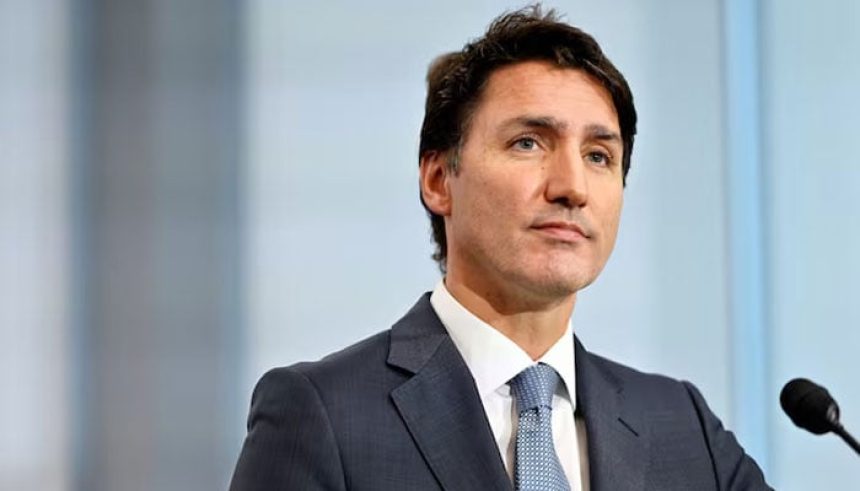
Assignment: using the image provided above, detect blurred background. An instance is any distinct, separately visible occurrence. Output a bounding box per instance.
[2,0,859,489]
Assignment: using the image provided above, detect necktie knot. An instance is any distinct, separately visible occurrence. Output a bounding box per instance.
[510,363,560,413]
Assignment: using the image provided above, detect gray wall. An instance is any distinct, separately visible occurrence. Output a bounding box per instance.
[1,1,71,489]
[763,0,860,486]
[71,1,243,490]
[3,0,859,489]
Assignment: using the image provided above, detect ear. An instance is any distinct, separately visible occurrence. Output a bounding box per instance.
[419,151,453,217]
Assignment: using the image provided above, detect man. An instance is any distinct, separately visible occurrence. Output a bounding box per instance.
[230,7,772,490]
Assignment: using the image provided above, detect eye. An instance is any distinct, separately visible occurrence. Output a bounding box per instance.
[511,136,539,151]
[585,150,612,166]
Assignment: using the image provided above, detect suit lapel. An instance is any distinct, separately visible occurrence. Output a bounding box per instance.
[575,337,648,491]
[388,294,512,491]
[385,296,649,491]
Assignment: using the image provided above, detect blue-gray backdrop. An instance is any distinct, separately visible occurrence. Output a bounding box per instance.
[2,1,858,490]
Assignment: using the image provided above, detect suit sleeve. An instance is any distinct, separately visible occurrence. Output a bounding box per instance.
[229,367,347,491]
[682,381,773,491]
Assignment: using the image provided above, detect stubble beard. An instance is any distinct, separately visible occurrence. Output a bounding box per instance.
[473,235,602,310]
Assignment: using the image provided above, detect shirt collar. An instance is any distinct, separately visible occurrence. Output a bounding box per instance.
[430,280,576,409]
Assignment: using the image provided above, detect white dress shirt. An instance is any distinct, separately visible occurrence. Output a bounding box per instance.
[430,281,590,490]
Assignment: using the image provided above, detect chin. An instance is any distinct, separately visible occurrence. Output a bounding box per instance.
[513,269,596,299]
[527,257,600,290]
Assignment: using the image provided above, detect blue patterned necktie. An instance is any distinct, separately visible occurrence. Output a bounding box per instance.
[510,363,571,491]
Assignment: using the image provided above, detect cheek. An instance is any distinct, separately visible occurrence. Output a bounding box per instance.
[450,175,502,241]
[599,192,624,246]
[463,170,528,218]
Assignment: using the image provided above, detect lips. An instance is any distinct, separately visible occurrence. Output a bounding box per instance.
[531,220,591,241]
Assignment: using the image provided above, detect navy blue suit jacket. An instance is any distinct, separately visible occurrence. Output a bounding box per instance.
[230,294,771,490]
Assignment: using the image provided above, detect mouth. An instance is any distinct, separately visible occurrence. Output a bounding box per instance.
[531,220,591,242]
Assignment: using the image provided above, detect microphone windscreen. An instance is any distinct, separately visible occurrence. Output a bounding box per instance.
[780,378,840,435]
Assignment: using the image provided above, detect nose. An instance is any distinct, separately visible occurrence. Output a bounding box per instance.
[544,148,588,208]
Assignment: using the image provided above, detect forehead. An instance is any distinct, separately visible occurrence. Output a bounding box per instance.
[472,61,619,131]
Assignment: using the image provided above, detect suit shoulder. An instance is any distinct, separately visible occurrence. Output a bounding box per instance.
[310,329,390,367]
[258,329,397,397]
[586,350,681,385]
[584,350,694,403]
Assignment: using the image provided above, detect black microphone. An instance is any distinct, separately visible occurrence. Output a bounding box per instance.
[780,378,860,456]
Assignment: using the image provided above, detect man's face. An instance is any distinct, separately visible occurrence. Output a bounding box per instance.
[442,61,624,301]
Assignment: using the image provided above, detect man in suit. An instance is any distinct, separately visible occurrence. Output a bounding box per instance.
[230,7,772,490]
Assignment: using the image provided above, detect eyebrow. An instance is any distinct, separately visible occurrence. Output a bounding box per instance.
[583,124,622,143]
[499,115,569,133]
[498,116,621,143]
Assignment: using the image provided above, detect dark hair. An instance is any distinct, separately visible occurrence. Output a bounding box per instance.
[418,5,638,271]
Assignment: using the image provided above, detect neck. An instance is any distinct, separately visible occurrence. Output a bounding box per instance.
[443,273,575,361]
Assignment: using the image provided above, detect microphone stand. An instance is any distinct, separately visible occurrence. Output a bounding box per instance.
[833,423,860,456]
